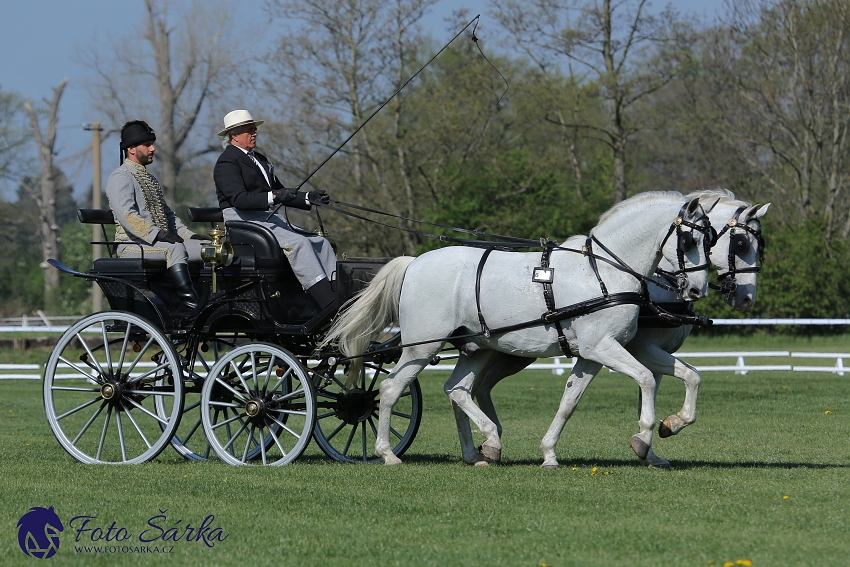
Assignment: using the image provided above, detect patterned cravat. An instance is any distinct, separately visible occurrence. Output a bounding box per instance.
[247,150,271,186]
[124,160,169,231]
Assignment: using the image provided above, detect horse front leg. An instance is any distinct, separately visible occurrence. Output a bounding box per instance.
[658,356,700,438]
[540,357,602,468]
[587,340,659,463]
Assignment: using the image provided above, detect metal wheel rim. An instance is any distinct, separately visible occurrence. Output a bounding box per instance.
[43,311,184,464]
[200,343,315,466]
[313,361,422,463]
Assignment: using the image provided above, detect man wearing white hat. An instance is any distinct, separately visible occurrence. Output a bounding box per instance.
[213,109,337,310]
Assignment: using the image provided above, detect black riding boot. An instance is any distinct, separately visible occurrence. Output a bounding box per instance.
[167,264,199,311]
[306,278,337,311]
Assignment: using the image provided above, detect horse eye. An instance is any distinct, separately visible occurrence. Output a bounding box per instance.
[678,231,696,252]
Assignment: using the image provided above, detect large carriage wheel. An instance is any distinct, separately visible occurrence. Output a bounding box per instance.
[313,360,422,463]
[157,338,236,461]
[43,312,184,464]
[200,343,315,466]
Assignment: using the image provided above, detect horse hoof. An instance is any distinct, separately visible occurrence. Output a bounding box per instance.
[473,460,489,467]
[540,463,559,470]
[659,414,688,438]
[648,460,671,470]
[480,444,501,463]
[382,454,402,466]
[630,435,650,460]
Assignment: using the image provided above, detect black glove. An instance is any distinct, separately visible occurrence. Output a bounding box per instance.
[155,230,183,244]
[272,188,297,204]
[190,233,212,241]
[307,189,330,205]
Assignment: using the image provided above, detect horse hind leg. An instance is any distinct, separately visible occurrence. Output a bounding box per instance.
[444,351,502,465]
[376,345,439,465]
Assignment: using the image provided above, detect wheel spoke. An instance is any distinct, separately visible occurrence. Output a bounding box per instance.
[268,367,294,394]
[123,397,169,425]
[267,408,307,417]
[222,420,251,452]
[230,358,253,395]
[125,362,173,384]
[361,422,368,462]
[56,396,102,421]
[78,333,106,380]
[115,408,127,462]
[342,423,357,457]
[101,322,113,377]
[71,401,107,444]
[208,400,244,409]
[96,406,113,461]
[58,355,100,382]
[51,386,100,392]
[121,402,152,448]
[123,336,157,376]
[182,416,203,444]
[115,323,132,372]
[214,376,249,403]
[210,411,247,430]
[324,420,347,442]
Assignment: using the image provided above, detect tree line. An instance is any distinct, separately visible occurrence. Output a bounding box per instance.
[1,0,848,326]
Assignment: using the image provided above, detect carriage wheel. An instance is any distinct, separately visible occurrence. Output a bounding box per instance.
[200,343,315,466]
[43,311,184,464]
[313,360,422,463]
[158,338,236,461]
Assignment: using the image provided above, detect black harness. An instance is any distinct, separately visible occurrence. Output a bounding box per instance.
[472,203,715,357]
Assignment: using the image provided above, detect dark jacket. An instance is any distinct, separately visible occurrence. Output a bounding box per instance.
[214,144,310,211]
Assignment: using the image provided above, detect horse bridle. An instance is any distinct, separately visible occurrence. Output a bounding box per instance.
[711,205,765,294]
[657,202,717,295]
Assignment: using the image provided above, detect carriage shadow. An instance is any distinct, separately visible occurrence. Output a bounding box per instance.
[497,457,850,470]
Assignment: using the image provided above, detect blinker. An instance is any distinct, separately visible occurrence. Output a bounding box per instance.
[677,231,696,253]
[730,232,749,256]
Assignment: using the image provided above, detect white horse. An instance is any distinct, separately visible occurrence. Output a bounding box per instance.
[470,189,770,468]
[324,192,712,465]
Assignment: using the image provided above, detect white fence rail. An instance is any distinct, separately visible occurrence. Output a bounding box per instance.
[6,352,850,381]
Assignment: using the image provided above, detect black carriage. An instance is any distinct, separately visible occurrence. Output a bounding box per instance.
[42,208,422,465]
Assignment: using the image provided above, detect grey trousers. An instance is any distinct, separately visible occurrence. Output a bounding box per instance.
[116,238,203,268]
[223,208,337,290]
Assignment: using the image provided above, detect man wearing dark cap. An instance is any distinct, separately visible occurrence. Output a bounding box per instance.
[105,120,210,312]
[214,109,337,310]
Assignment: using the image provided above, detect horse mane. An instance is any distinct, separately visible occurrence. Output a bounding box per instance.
[595,191,685,226]
[686,188,749,209]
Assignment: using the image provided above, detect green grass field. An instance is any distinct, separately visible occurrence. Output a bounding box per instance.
[1,334,849,566]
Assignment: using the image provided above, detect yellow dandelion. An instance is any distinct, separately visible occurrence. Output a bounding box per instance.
[783,495,789,500]
[724,562,734,567]
[530,387,536,391]
[571,467,578,471]
[592,466,598,472]
[741,561,753,567]
[825,410,832,414]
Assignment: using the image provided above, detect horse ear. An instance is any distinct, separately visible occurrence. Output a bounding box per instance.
[703,197,721,213]
[747,203,770,220]
[685,198,700,216]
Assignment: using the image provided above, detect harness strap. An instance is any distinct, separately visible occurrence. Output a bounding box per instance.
[475,248,495,338]
[539,243,572,357]
[584,237,609,297]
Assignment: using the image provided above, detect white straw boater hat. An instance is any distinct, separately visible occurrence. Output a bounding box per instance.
[218,109,264,137]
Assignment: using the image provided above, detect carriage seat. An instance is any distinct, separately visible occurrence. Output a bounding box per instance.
[77,209,197,273]
[187,207,283,268]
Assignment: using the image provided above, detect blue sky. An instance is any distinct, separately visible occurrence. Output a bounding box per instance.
[0,0,725,199]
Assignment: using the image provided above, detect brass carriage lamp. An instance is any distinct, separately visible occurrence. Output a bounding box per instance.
[200,226,234,292]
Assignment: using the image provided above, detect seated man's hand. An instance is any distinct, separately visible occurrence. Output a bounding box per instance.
[155,230,184,244]
[307,189,330,205]
[190,233,212,241]
[272,188,297,204]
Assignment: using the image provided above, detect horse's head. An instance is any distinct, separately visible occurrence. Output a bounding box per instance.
[707,201,770,311]
[658,198,714,302]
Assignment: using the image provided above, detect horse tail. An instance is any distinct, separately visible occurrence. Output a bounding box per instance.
[322,256,415,386]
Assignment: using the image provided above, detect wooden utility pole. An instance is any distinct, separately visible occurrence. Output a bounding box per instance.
[83,123,104,312]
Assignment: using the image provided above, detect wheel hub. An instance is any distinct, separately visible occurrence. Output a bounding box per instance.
[336,388,377,425]
[245,398,266,419]
[100,382,121,401]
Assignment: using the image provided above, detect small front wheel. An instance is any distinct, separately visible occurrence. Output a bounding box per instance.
[200,343,315,465]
